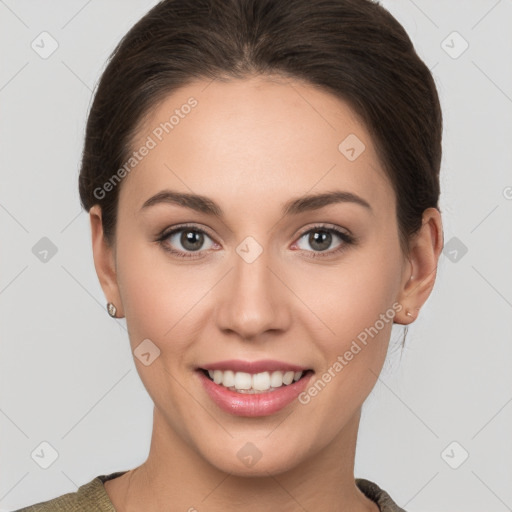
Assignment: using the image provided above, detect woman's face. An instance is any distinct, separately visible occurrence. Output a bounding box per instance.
[98,76,413,475]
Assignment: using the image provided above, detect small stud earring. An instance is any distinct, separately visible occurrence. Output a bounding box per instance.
[406,310,413,317]
[107,302,117,318]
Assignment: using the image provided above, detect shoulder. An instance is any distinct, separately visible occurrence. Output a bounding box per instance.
[356,478,407,512]
[12,472,126,512]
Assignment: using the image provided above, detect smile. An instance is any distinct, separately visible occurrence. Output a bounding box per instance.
[195,360,314,417]
[201,368,308,393]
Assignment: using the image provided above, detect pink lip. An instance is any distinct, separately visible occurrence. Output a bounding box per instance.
[196,369,314,417]
[198,359,310,374]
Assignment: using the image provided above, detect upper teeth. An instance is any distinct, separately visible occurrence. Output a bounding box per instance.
[207,369,304,391]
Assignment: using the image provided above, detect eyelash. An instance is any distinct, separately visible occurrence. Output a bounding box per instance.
[155,223,356,260]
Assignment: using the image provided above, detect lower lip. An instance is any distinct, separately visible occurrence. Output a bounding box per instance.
[196,370,314,417]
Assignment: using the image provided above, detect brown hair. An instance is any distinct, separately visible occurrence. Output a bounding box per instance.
[78,0,442,296]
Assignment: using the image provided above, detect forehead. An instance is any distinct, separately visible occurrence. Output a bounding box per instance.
[119,75,393,217]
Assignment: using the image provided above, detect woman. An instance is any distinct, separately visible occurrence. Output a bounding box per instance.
[16,0,443,510]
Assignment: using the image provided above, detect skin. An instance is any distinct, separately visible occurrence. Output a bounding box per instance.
[90,75,443,511]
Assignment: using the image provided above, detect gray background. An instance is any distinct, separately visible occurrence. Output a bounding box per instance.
[1,1,511,511]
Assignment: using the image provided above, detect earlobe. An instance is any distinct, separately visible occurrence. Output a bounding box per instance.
[395,207,443,325]
[89,205,124,318]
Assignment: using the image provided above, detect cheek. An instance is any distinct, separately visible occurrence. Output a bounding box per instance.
[116,236,198,351]
[115,239,204,421]
[301,241,402,345]
[294,246,402,433]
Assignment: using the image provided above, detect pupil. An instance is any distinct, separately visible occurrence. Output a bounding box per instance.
[182,230,203,251]
[310,230,331,251]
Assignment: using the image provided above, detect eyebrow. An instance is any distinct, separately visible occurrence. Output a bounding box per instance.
[140,189,373,217]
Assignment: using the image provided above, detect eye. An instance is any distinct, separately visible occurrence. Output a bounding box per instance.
[156,224,218,259]
[156,223,356,260]
[293,224,355,258]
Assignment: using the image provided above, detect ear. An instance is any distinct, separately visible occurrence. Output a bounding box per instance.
[90,205,124,318]
[394,207,444,325]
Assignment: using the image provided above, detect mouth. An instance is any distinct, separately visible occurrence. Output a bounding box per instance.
[198,368,314,394]
[195,365,315,417]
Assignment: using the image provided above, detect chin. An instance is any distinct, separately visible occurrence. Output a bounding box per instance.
[197,437,307,478]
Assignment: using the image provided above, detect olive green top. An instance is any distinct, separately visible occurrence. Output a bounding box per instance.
[14,471,406,511]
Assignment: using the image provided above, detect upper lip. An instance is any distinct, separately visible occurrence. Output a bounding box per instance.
[198,359,311,374]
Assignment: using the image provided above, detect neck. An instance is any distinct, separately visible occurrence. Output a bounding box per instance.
[107,406,378,512]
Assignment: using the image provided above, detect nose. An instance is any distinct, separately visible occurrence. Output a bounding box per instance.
[214,246,291,341]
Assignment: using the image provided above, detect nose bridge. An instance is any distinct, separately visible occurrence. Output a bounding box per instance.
[215,239,289,339]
